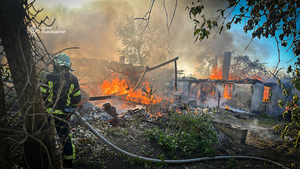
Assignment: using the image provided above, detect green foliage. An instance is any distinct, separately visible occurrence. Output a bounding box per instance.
[106,127,128,137]
[260,111,272,118]
[122,129,129,136]
[277,97,300,148]
[97,159,107,169]
[1,67,17,112]
[144,111,218,158]
[228,157,238,168]
[187,0,300,149]
[1,66,11,80]
[141,145,154,156]
[122,156,152,169]
[8,111,21,123]
[276,63,300,148]
[188,0,300,56]
[154,154,167,169]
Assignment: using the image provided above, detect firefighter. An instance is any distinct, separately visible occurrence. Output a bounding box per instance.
[40,53,81,168]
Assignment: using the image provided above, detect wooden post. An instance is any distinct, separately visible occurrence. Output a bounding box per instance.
[217,91,221,110]
[264,99,267,113]
[213,83,216,98]
[187,81,191,100]
[174,60,177,91]
[200,83,204,103]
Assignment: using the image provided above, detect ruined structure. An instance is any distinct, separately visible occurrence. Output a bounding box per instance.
[170,52,291,116]
[174,77,288,115]
[72,52,292,116]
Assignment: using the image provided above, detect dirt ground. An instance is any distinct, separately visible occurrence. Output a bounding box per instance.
[69,107,300,169]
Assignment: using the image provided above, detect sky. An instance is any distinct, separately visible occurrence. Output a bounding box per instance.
[30,0,298,77]
[229,0,299,72]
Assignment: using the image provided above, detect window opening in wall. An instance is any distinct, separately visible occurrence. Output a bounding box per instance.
[263,86,271,102]
[224,83,232,100]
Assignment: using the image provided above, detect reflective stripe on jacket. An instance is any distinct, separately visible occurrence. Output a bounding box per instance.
[40,69,81,111]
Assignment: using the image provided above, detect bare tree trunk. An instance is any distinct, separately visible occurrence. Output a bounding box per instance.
[0,69,12,169]
[0,0,55,168]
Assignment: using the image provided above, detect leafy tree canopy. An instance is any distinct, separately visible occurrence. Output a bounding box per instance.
[188,0,300,57]
[115,15,174,65]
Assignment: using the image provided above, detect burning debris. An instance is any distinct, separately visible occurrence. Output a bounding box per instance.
[99,77,162,105]
[69,51,296,168]
[103,103,118,125]
[76,49,286,119]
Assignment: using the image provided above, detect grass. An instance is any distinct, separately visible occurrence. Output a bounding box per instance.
[144,110,218,158]
[106,127,129,136]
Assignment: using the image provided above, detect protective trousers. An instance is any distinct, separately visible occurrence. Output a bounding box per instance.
[53,114,76,166]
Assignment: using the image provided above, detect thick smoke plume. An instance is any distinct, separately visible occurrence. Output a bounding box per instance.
[34,0,273,79]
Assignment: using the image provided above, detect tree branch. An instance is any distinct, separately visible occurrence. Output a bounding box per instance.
[266,36,281,81]
[163,0,178,36]
[135,0,156,34]
[53,47,79,56]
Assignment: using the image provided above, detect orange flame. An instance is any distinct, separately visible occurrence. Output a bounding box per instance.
[176,109,182,114]
[225,105,230,110]
[100,77,129,95]
[99,77,162,105]
[263,86,270,102]
[251,76,262,81]
[224,84,232,99]
[210,65,222,80]
[150,112,162,118]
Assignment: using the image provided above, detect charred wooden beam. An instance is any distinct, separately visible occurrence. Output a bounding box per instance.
[132,57,179,91]
[132,66,148,91]
[147,57,179,72]
[88,94,127,101]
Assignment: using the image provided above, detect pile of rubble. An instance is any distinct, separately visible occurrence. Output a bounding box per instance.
[73,100,213,126]
[73,100,278,146]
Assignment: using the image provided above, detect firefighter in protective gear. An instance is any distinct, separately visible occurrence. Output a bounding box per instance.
[40,53,81,168]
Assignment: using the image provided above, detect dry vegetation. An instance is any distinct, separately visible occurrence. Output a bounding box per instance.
[65,104,300,169]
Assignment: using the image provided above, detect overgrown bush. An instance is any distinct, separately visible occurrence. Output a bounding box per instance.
[144,111,218,158]
[276,65,300,148]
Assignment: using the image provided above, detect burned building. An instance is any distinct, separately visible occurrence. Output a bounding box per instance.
[175,78,286,115]
[167,52,290,116]
[72,52,292,116]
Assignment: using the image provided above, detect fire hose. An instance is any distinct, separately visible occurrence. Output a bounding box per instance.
[73,111,288,168]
